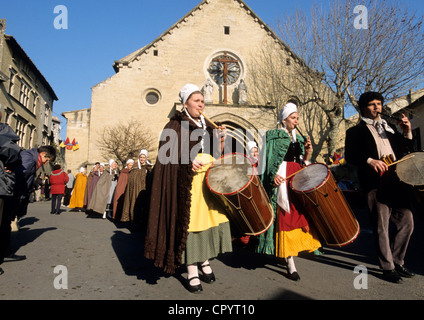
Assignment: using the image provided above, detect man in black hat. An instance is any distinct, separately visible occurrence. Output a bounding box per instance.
[345,91,415,283]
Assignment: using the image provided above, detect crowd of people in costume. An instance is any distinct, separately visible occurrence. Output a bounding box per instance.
[68,149,153,228]
[0,86,419,294]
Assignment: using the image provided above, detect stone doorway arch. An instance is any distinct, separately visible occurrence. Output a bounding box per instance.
[209,112,261,155]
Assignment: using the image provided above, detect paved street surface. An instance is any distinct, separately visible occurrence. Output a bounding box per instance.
[0,200,423,304]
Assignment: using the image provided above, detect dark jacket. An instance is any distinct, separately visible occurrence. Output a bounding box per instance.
[345,120,414,193]
[14,148,39,200]
[0,123,21,197]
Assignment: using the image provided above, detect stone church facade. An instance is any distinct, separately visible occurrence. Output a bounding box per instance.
[63,0,331,172]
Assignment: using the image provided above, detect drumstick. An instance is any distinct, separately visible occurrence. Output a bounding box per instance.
[283,166,308,180]
[295,125,307,141]
[388,154,415,167]
[199,110,222,131]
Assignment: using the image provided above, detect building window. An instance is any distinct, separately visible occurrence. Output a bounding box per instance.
[44,105,50,126]
[15,119,26,147]
[32,93,38,114]
[19,80,31,107]
[224,26,230,35]
[8,68,17,97]
[28,126,35,148]
[153,50,158,56]
[143,89,161,106]
[207,51,241,86]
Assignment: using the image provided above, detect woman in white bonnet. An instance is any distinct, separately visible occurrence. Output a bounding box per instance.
[144,83,231,293]
[256,102,321,281]
[246,140,259,166]
[87,159,119,219]
[121,149,153,226]
[69,167,87,211]
[112,159,134,220]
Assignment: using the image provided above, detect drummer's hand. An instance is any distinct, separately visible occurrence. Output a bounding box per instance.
[273,174,285,187]
[304,136,312,160]
[398,113,411,135]
[216,126,227,142]
[192,159,204,172]
[368,159,388,173]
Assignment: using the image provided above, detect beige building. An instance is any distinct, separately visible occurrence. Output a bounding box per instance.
[63,0,336,172]
[0,19,58,149]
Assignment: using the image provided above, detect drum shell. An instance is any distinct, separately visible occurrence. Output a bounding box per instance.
[290,164,360,247]
[206,154,274,236]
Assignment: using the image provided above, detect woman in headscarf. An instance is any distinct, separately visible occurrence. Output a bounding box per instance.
[83,164,101,209]
[112,159,134,221]
[256,102,321,281]
[87,159,119,219]
[121,150,153,228]
[144,84,232,293]
[69,167,87,211]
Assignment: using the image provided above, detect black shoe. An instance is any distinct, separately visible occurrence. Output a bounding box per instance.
[0,267,4,275]
[382,269,403,283]
[199,263,216,283]
[287,271,301,282]
[187,276,203,293]
[4,254,26,262]
[395,264,415,278]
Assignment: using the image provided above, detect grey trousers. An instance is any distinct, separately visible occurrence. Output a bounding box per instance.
[367,189,414,270]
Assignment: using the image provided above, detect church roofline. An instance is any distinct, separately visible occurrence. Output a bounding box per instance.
[61,108,91,119]
[112,0,302,73]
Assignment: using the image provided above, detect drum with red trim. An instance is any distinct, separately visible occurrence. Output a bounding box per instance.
[206,153,274,236]
[290,163,360,247]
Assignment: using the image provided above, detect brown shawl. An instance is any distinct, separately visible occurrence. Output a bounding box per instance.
[144,110,220,274]
[120,164,153,223]
[112,167,130,220]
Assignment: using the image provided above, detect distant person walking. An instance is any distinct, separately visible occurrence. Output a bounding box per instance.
[63,169,74,206]
[49,164,69,215]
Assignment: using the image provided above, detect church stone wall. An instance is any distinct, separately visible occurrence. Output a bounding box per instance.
[87,0,285,163]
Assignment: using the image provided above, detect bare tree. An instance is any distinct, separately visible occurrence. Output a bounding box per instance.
[249,0,424,161]
[97,120,156,165]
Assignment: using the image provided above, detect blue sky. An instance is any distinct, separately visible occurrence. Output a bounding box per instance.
[1,0,423,140]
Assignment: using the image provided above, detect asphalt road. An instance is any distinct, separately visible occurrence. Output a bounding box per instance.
[0,199,423,306]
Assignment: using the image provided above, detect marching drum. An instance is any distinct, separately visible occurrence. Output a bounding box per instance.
[395,152,424,190]
[290,163,360,247]
[206,153,274,236]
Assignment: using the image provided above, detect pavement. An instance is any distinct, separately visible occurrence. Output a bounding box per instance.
[0,199,423,305]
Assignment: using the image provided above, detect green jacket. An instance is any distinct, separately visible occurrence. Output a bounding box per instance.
[256,129,305,255]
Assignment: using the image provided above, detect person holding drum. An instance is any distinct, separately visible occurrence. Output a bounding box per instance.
[144,84,232,293]
[345,91,415,284]
[256,102,321,281]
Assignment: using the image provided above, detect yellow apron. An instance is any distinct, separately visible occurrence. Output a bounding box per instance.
[188,153,229,232]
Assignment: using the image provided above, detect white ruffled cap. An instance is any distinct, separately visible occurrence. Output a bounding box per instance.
[246,141,258,152]
[280,102,298,122]
[179,84,201,105]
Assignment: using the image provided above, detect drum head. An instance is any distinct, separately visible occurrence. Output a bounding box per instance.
[206,153,253,195]
[291,163,329,192]
[396,152,424,186]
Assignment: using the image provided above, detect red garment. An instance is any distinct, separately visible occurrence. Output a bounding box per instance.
[49,169,69,194]
[278,162,309,232]
[37,154,42,169]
